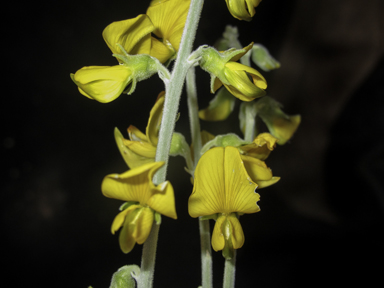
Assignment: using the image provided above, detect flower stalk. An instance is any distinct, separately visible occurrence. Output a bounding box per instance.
[137,1,205,288]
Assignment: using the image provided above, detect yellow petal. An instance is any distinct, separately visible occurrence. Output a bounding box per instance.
[119,215,136,253]
[257,176,280,189]
[225,62,267,89]
[101,161,164,204]
[227,214,245,249]
[147,181,177,219]
[199,87,236,121]
[150,37,175,63]
[128,125,147,142]
[225,0,261,21]
[130,207,154,244]
[114,127,154,169]
[268,114,301,145]
[111,205,139,234]
[188,147,260,217]
[211,215,226,251]
[146,0,190,52]
[240,155,273,181]
[103,14,154,56]
[240,132,278,160]
[223,63,266,101]
[146,92,165,146]
[71,65,131,103]
[123,140,157,158]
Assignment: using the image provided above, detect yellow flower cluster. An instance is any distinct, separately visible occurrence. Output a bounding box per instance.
[70,0,190,103]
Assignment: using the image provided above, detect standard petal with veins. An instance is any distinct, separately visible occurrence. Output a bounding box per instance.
[103,14,154,57]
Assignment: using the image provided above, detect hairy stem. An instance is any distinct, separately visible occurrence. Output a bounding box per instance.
[137,1,205,288]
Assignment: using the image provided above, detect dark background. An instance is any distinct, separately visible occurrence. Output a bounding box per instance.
[2,0,384,287]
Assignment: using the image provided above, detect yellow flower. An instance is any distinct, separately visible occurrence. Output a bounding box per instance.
[198,87,236,121]
[217,61,267,101]
[102,0,190,64]
[199,44,267,102]
[255,96,301,145]
[102,161,177,253]
[239,132,278,161]
[225,0,262,21]
[147,0,191,63]
[188,146,261,258]
[115,93,164,169]
[70,65,132,103]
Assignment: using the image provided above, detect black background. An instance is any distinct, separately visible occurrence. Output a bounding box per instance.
[2,1,384,287]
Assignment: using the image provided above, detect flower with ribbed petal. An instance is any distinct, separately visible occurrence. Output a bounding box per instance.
[198,43,267,102]
[115,92,164,169]
[188,146,262,258]
[102,161,177,253]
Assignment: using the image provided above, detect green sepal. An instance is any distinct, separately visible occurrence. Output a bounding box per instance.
[214,25,242,51]
[197,45,248,90]
[111,44,170,95]
[200,133,249,155]
[169,132,194,171]
[109,265,141,288]
[222,220,235,260]
[200,214,218,221]
[119,201,138,211]
[154,211,162,225]
[251,44,281,72]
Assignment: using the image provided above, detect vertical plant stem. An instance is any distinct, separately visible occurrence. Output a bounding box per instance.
[153,0,204,185]
[186,67,213,288]
[243,102,256,142]
[223,251,237,288]
[199,219,213,288]
[136,223,160,288]
[137,1,205,288]
[186,66,202,169]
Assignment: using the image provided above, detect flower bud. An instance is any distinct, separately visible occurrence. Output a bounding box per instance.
[255,96,301,145]
[70,65,132,103]
[251,44,281,71]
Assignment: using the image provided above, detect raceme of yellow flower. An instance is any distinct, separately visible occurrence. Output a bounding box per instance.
[102,161,177,253]
[188,146,260,256]
[115,92,164,169]
[70,65,132,103]
[225,0,262,21]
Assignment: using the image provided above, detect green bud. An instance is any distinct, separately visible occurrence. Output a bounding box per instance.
[109,265,140,288]
[251,44,281,72]
[255,96,301,145]
[200,133,249,155]
[169,132,194,171]
[214,25,242,51]
[199,87,236,121]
